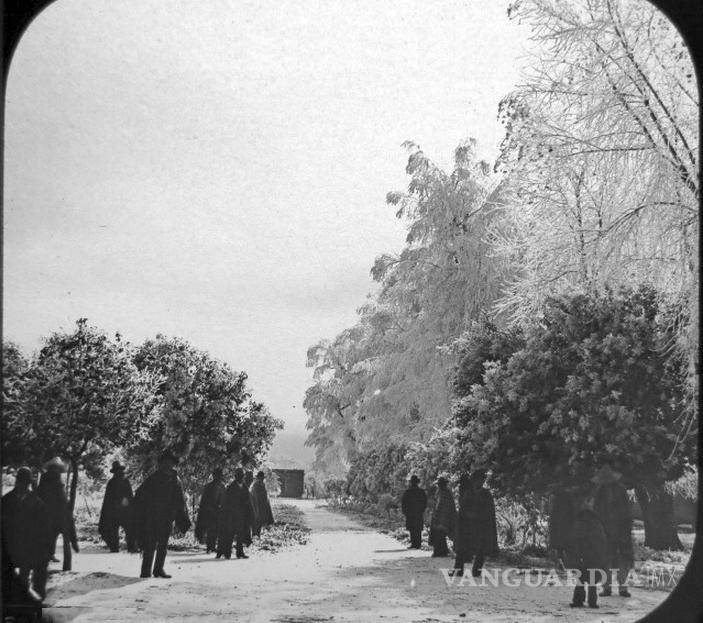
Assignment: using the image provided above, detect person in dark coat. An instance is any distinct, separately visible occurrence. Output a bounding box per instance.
[134,451,191,578]
[548,488,575,570]
[451,470,498,577]
[401,475,427,549]
[36,457,79,571]
[429,477,456,557]
[567,491,608,609]
[593,464,633,597]
[251,471,275,537]
[195,468,226,553]
[98,461,137,553]
[2,467,53,600]
[217,468,255,559]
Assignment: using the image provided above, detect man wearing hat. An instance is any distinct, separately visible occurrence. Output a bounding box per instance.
[401,475,427,549]
[592,463,633,597]
[451,470,498,577]
[2,467,53,601]
[251,471,275,538]
[195,467,226,553]
[133,451,191,578]
[99,461,137,553]
[218,467,255,559]
[429,476,456,557]
[37,457,78,571]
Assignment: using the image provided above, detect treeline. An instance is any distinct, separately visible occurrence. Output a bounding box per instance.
[2,319,282,517]
[303,0,698,551]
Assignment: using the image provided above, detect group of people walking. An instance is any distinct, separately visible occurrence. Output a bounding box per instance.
[401,463,634,609]
[402,470,497,578]
[1,451,275,604]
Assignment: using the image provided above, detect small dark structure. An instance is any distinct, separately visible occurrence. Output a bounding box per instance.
[273,469,304,498]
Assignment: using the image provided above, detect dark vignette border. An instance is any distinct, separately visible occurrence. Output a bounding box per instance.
[0,0,700,621]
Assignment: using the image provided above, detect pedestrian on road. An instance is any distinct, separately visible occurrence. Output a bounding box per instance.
[134,451,191,578]
[593,464,633,597]
[98,461,137,553]
[217,467,255,559]
[401,475,427,549]
[37,457,79,571]
[195,468,226,553]
[567,490,607,609]
[2,467,53,600]
[251,471,275,537]
[451,470,498,577]
[429,476,456,557]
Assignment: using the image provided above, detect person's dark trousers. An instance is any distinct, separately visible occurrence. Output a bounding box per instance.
[18,564,48,600]
[572,568,598,608]
[104,523,120,552]
[409,529,422,548]
[432,533,449,557]
[206,532,218,553]
[235,535,245,558]
[471,554,485,577]
[140,529,169,576]
[217,532,234,559]
[454,553,485,577]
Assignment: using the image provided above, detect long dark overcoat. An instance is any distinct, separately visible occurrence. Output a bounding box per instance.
[401,485,427,532]
[195,480,226,544]
[548,490,575,551]
[250,480,274,536]
[566,508,608,572]
[133,468,190,546]
[430,488,457,538]
[98,475,135,543]
[1,489,53,569]
[221,482,255,545]
[36,473,71,542]
[594,482,634,566]
[454,487,498,558]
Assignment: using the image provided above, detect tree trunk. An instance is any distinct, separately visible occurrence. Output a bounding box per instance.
[635,485,683,550]
[69,458,79,514]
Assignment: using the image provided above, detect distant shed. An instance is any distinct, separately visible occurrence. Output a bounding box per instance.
[273,469,304,498]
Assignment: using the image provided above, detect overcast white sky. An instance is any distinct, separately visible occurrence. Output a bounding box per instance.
[3,0,528,465]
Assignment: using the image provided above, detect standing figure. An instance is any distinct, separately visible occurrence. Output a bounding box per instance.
[401,475,427,549]
[452,470,498,577]
[567,490,607,609]
[195,468,226,553]
[2,467,53,600]
[593,464,633,597]
[217,468,255,559]
[36,457,79,571]
[251,471,275,537]
[548,488,575,570]
[134,451,191,579]
[98,461,137,553]
[429,477,456,557]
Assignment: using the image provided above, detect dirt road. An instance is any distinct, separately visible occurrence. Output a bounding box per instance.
[43,499,667,623]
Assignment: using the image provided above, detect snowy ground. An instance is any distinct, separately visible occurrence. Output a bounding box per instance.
[42,500,671,623]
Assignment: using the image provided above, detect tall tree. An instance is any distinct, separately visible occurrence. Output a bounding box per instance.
[305,141,511,477]
[494,0,698,444]
[452,286,690,548]
[129,335,282,496]
[17,319,158,512]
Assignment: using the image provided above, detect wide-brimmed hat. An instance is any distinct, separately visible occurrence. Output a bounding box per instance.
[110,461,126,473]
[43,457,67,472]
[591,464,622,484]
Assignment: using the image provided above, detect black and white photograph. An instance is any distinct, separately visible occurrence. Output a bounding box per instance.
[1,1,700,622]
